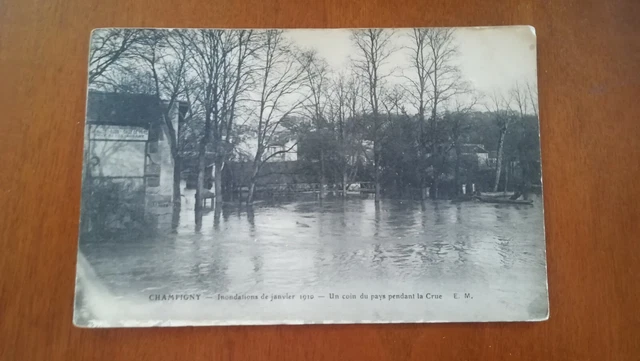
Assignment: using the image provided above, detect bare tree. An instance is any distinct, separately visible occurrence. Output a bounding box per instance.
[133,29,190,228]
[351,29,395,203]
[485,89,515,192]
[95,68,156,94]
[381,84,406,117]
[329,73,349,196]
[302,51,332,198]
[182,29,259,223]
[213,30,258,206]
[446,97,478,195]
[185,30,235,216]
[338,71,367,195]
[510,81,537,198]
[404,29,433,199]
[489,82,538,196]
[89,29,140,84]
[418,28,467,199]
[511,81,531,120]
[526,81,539,118]
[246,30,309,205]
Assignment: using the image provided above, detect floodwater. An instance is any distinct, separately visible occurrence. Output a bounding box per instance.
[76,193,549,327]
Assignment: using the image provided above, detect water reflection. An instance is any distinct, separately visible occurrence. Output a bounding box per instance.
[83,194,547,312]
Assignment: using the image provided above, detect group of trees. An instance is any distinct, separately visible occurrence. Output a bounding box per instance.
[88,28,541,221]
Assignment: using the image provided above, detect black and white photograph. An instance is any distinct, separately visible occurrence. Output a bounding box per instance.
[75,26,548,327]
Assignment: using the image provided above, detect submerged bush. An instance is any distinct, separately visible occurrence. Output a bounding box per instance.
[81,177,148,237]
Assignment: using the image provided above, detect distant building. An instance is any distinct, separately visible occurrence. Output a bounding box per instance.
[487,150,498,168]
[459,144,490,169]
[263,140,298,162]
[183,152,215,190]
[83,91,186,230]
[427,143,490,169]
[234,137,298,163]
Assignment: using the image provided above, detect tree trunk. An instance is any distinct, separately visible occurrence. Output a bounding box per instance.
[418,110,428,201]
[522,161,530,200]
[374,147,381,203]
[432,174,439,200]
[214,160,223,206]
[171,155,182,231]
[247,182,256,205]
[213,206,222,226]
[195,143,206,213]
[340,114,347,198]
[504,160,509,194]
[430,101,438,199]
[419,157,427,199]
[246,160,261,205]
[372,106,381,203]
[195,109,212,225]
[320,148,326,199]
[493,128,506,192]
[342,168,347,197]
[194,141,207,231]
[454,144,461,195]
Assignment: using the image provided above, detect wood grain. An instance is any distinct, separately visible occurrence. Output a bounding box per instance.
[1,0,639,360]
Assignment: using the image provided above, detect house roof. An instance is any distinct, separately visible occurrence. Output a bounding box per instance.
[86,91,162,128]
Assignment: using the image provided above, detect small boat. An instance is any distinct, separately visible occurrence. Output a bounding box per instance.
[474,196,533,205]
[450,195,475,203]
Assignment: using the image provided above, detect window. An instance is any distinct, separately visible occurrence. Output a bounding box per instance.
[265,146,286,162]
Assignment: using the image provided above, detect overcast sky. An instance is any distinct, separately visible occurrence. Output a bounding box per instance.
[285,26,538,101]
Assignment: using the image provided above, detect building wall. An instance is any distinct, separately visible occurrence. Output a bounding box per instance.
[144,104,179,229]
[264,140,298,162]
[87,124,148,178]
[89,140,146,177]
[477,153,489,168]
[85,125,149,232]
[85,104,180,231]
[236,137,298,162]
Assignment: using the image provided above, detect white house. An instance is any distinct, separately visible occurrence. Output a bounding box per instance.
[234,137,298,163]
[84,91,184,230]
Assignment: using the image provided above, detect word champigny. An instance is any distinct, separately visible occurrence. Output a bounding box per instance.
[149,294,201,301]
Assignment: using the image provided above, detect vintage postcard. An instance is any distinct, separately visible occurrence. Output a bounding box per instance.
[74,26,548,327]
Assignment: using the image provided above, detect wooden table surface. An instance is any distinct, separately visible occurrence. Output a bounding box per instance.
[1,0,639,360]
